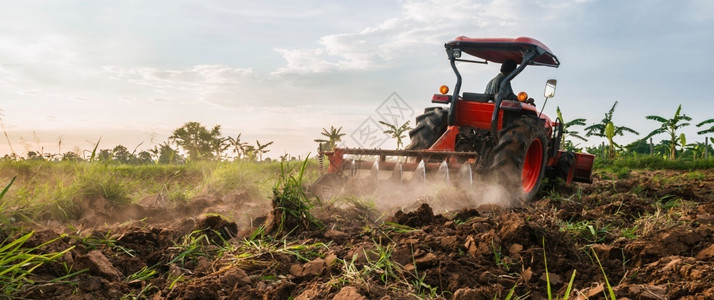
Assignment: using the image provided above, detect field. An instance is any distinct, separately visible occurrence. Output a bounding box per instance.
[1,159,713,299]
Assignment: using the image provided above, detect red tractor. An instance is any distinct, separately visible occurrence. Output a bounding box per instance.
[315,36,594,203]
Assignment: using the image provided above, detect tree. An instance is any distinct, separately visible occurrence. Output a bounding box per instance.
[685,139,714,160]
[97,149,112,162]
[315,126,345,151]
[151,141,181,164]
[112,145,134,163]
[697,119,714,158]
[227,133,249,160]
[555,106,587,151]
[697,118,714,135]
[255,140,274,162]
[585,101,639,139]
[379,120,411,149]
[210,136,230,161]
[61,151,82,162]
[170,122,223,161]
[624,139,651,155]
[242,145,256,161]
[26,151,43,160]
[136,151,153,164]
[585,101,639,157]
[643,104,691,160]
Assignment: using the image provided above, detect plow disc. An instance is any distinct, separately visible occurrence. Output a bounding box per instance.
[312,148,480,200]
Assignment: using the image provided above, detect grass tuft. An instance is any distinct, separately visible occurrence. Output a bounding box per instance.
[270,158,322,235]
[0,231,76,296]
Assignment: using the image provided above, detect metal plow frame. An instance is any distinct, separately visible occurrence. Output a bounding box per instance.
[314,148,479,199]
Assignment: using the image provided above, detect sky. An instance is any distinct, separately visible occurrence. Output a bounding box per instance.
[1,0,713,159]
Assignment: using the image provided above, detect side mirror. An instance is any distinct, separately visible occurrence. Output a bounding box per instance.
[544,79,557,98]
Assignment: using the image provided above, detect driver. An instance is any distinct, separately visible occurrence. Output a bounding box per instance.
[485,59,518,101]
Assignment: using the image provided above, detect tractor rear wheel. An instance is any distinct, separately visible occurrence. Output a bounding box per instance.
[490,116,548,203]
[405,107,448,150]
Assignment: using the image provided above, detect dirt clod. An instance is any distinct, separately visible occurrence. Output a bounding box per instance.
[333,286,367,300]
[78,250,123,281]
[389,203,448,227]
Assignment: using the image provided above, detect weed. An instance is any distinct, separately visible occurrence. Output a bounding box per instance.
[333,255,365,287]
[382,222,417,234]
[271,158,323,235]
[655,195,681,211]
[408,246,438,298]
[620,225,639,239]
[169,230,212,266]
[363,240,401,285]
[126,265,158,282]
[542,237,552,300]
[491,240,512,272]
[687,171,705,181]
[411,271,438,298]
[634,207,673,237]
[502,279,522,300]
[0,231,75,295]
[591,247,616,300]
[79,231,135,257]
[236,236,328,267]
[0,177,16,223]
[614,167,630,179]
[542,237,578,300]
[280,241,329,263]
[563,270,577,300]
[120,283,158,300]
[559,220,609,243]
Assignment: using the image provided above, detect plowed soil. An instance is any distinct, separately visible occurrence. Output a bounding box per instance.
[7,169,714,299]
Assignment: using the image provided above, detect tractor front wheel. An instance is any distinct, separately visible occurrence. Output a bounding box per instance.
[490,117,548,204]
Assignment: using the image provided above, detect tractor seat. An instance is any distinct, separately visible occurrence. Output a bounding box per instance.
[462,92,494,103]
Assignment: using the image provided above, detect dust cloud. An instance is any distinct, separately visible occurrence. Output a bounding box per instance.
[335,167,523,216]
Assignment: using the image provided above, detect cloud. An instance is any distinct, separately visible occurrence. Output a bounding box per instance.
[100,64,268,107]
[271,0,584,76]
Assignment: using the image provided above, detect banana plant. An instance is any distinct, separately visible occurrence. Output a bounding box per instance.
[379,120,411,150]
[585,101,638,157]
[556,106,587,151]
[643,104,691,160]
[605,122,616,159]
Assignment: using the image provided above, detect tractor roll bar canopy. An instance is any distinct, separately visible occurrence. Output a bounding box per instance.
[446,36,559,67]
[443,36,559,139]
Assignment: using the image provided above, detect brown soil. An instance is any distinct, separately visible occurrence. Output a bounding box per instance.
[6,169,714,299]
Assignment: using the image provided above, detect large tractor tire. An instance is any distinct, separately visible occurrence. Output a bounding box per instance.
[489,116,548,203]
[405,107,448,150]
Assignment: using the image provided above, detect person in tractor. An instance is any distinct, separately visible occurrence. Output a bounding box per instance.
[484,59,518,101]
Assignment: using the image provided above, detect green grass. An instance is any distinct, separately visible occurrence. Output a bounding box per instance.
[0,231,77,296]
[542,237,578,300]
[559,220,610,244]
[591,247,617,300]
[0,159,303,224]
[594,155,714,171]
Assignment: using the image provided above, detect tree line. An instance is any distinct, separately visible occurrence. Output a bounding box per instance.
[559,102,714,160]
[3,103,712,164]
[4,122,286,164]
